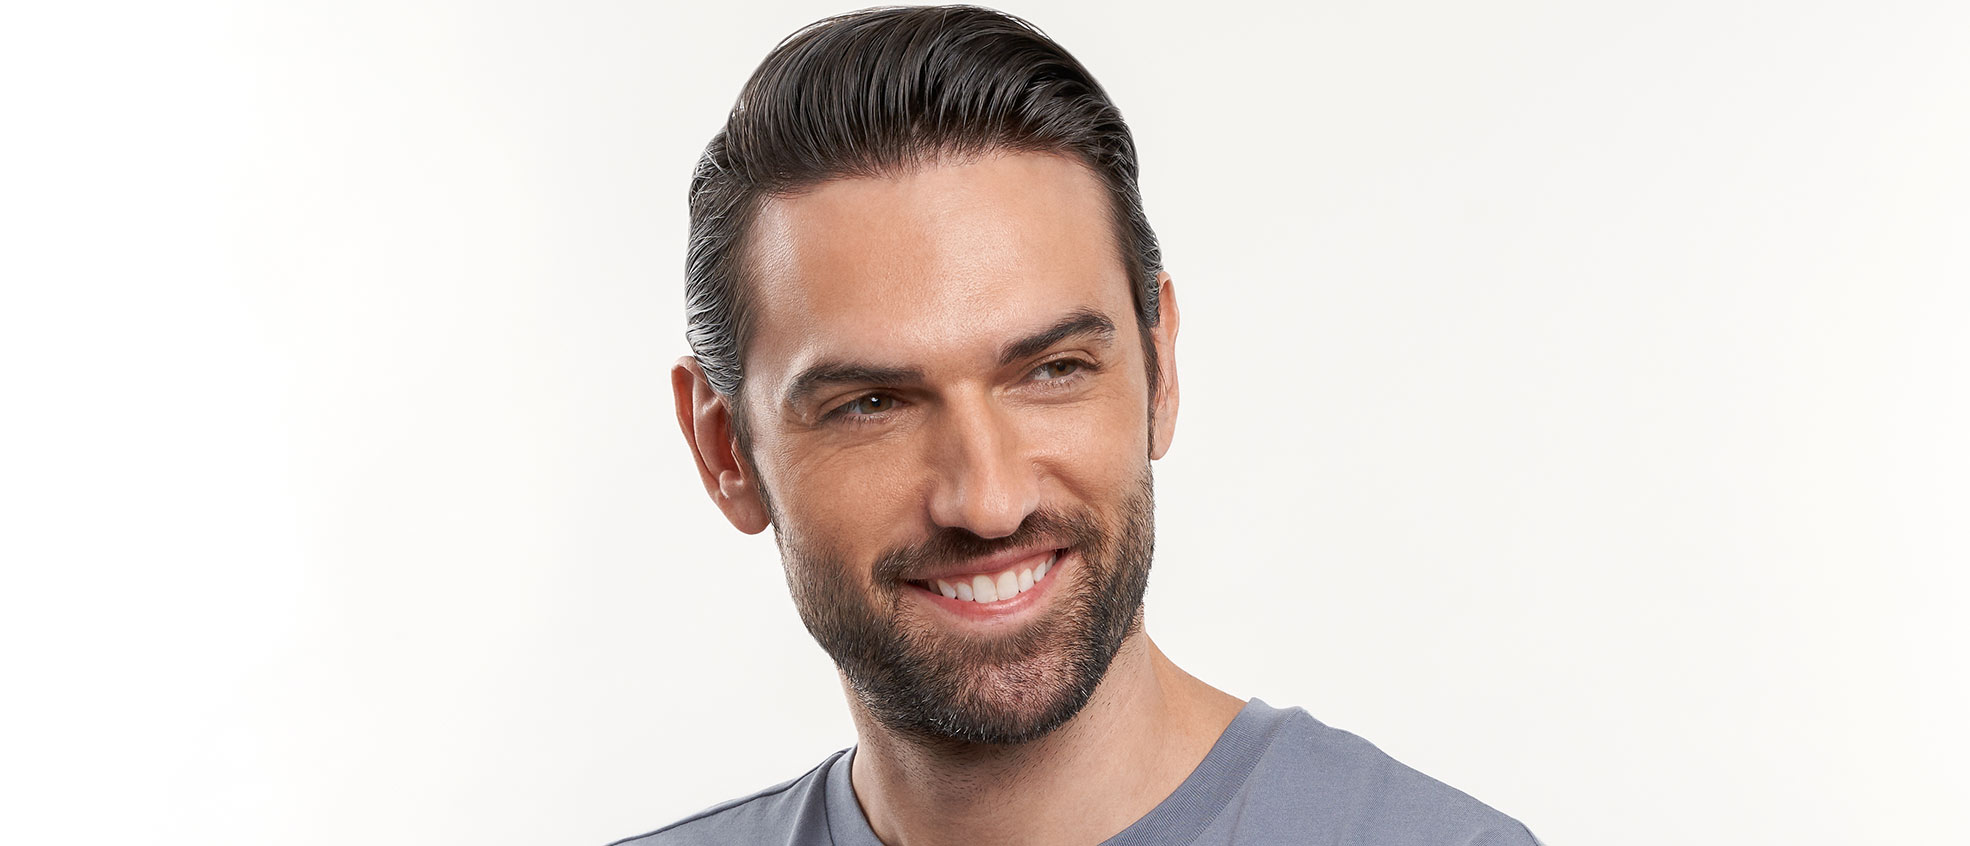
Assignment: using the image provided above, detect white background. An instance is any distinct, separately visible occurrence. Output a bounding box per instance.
[3,1,1965,844]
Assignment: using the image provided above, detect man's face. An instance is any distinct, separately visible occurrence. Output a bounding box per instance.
[732,152,1177,744]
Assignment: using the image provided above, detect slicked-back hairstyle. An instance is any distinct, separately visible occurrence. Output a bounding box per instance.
[685,4,1164,430]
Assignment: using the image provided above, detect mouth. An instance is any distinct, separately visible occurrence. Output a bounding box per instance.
[902,548,1063,607]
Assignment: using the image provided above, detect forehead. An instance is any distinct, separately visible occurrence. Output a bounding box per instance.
[743,153,1131,390]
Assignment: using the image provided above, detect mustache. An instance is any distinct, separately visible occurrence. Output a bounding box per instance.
[870,508,1101,584]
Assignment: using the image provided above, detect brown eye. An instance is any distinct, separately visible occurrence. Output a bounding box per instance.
[1030,360,1081,381]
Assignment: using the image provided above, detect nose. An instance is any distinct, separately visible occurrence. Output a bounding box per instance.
[925,394,1039,539]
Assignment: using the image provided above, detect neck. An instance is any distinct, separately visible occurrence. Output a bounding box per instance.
[845,629,1244,846]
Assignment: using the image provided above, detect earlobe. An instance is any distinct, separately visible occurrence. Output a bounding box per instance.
[671,357,772,534]
[1149,273,1181,460]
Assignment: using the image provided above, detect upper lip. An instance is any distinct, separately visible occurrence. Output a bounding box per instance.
[900,544,1062,582]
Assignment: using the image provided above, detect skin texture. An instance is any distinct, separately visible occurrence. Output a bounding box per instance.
[674,152,1244,845]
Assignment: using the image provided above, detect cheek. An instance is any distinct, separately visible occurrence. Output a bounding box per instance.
[1022,398,1152,486]
[769,439,927,547]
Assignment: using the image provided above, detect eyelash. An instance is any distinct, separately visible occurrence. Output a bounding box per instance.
[1026,356,1095,385]
[824,357,1097,424]
[828,393,898,422]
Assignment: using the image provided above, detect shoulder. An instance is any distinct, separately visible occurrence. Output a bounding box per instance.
[606,750,844,846]
[1241,704,1541,845]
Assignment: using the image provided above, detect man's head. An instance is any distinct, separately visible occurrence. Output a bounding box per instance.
[673,5,1181,745]
[683,5,1164,421]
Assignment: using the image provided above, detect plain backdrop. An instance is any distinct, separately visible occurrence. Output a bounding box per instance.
[2,1,1965,844]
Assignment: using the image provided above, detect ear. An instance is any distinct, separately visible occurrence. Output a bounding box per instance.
[1148,272,1181,460]
[672,356,771,534]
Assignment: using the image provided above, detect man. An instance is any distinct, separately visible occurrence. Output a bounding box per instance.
[628,6,1538,845]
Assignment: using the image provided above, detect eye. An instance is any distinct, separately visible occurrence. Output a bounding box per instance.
[1028,359,1084,381]
[834,393,895,418]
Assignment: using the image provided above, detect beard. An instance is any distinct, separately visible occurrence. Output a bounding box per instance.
[772,468,1155,746]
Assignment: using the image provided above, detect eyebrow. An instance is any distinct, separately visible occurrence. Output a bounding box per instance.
[998,308,1117,368]
[781,308,1119,411]
[782,363,925,412]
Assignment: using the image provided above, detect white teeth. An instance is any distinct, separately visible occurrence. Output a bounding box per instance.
[929,551,1063,603]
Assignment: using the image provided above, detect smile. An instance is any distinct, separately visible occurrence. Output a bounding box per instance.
[906,548,1062,607]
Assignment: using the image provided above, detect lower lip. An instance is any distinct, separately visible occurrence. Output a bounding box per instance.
[906,549,1070,624]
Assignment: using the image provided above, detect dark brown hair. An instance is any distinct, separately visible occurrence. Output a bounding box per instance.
[686,5,1163,420]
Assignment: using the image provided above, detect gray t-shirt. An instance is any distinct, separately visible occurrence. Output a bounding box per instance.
[618,699,1539,845]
